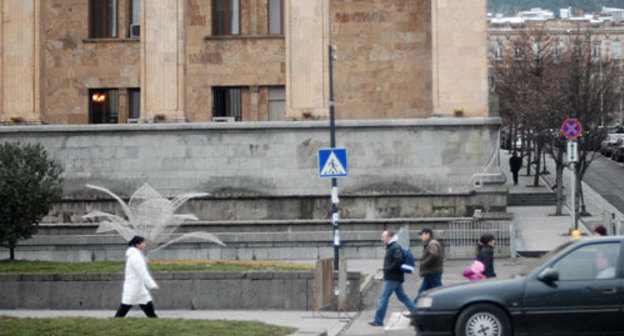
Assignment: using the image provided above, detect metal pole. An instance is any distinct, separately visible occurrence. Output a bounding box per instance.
[568,139,578,231]
[329,45,339,271]
[571,162,577,231]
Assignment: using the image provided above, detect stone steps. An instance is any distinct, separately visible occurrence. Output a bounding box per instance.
[507,193,558,206]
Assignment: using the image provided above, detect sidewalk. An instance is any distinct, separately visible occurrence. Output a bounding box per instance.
[499,150,587,254]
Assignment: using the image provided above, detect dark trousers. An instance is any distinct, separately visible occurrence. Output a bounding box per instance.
[418,273,442,295]
[511,170,519,185]
[114,301,157,318]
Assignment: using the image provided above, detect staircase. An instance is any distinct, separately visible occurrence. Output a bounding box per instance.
[507,192,558,206]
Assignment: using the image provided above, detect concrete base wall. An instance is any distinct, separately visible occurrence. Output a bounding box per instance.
[0,271,362,311]
[0,118,505,222]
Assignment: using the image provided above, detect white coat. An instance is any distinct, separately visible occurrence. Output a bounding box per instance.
[121,246,158,305]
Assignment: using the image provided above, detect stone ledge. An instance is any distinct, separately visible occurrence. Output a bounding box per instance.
[0,117,501,134]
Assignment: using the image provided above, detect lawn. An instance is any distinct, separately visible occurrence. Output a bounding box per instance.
[0,260,313,274]
[0,316,296,336]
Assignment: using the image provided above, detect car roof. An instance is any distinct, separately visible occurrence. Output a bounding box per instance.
[574,236,624,245]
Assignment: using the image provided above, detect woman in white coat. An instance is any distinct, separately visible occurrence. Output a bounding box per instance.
[114,236,159,318]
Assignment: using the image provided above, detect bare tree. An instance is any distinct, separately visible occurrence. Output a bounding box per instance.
[562,31,621,220]
[493,25,558,188]
[493,24,619,217]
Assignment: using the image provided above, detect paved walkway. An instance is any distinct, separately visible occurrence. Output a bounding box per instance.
[499,150,587,254]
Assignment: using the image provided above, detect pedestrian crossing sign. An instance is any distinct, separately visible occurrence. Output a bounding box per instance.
[318,148,348,178]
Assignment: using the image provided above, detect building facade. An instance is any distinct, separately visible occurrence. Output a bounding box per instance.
[0,0,489,125]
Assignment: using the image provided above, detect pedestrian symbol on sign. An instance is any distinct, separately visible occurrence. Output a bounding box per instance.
[321,152,346,176]
[318,148,348,178]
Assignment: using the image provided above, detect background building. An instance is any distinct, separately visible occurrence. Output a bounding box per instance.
[0,0,489,125]
[488,19,624,122]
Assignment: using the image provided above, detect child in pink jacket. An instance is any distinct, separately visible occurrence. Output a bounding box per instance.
[462,260,486,281]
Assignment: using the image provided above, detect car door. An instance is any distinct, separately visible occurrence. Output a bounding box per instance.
[523,242,623,335]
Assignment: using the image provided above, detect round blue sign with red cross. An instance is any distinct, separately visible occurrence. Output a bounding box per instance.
[561,119,582,139]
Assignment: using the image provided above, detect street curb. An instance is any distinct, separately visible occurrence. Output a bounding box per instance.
[289,329,328,336]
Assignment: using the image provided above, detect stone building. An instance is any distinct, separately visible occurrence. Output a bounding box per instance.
[1,0,489,125]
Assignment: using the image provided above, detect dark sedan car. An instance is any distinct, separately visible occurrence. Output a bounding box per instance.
[412,237,624,336]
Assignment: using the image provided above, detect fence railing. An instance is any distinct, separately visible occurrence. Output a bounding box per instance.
[561,168,624,235]
[447,220,511,258]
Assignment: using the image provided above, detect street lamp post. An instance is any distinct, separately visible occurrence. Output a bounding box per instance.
[329,45,339,271]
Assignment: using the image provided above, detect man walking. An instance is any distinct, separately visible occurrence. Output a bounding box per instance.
[509,151,523,186]
[417,228,444,295]
[369,230,415,327]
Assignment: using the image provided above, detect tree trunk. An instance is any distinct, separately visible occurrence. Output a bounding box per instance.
[9,247,15,261]
[525,140,532,176]
[555,161,564,216]
[533,144,542,187]
[578,177,590,216]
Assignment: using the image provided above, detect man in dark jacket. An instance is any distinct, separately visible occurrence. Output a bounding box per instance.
[369,230,415,327]
[417,227,444,295]
[509,151,523,185]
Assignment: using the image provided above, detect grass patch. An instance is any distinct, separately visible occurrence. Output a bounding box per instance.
[0,316,296,336]
[0,260,313,274]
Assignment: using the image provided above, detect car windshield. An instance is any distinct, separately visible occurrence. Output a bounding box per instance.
[517,241,574,276]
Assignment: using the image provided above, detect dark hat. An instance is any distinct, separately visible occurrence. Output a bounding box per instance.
[419,227,433,236]
[594,225,608,236]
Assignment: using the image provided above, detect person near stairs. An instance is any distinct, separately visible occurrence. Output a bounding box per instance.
[509,151,523,186]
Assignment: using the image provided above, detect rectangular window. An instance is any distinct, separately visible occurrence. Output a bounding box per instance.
[514,42,523,60]
[213,87,242,121]
[268,0,283,35]
[267,86,285,121]
[90,0,117,38]
[128,88,140,122]
[592,40,602,60]
[212,0,240,35]
[129,0,140,37]
[89,89,119,124]
[613,40,622,60]
[489,40,503,60]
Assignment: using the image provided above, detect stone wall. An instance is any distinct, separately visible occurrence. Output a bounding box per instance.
[0,271,362,310]
[0,118,504,220]
[331,0,432,119]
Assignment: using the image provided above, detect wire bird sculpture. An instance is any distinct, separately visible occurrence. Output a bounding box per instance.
[82,183,225,253]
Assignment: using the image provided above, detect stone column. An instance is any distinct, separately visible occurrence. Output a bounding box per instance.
[0,0,41,124]
[284,0,329,120]
[141,0,186,122]
[431,0,488,117]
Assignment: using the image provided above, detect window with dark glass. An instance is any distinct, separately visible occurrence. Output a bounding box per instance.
[90,0,118,38]
[212,0,240,35]
[268,0,283,35]
[213,87,242,121]
[89,89,119,124]
[129,0,140,37]
[128,88,140,122]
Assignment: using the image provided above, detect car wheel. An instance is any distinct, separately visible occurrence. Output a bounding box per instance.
[454,304,511,336]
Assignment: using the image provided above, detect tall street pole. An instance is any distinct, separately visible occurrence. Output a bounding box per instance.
[329,45,339,271]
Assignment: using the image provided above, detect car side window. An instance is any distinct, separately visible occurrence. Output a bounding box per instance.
[551,243,620,281]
